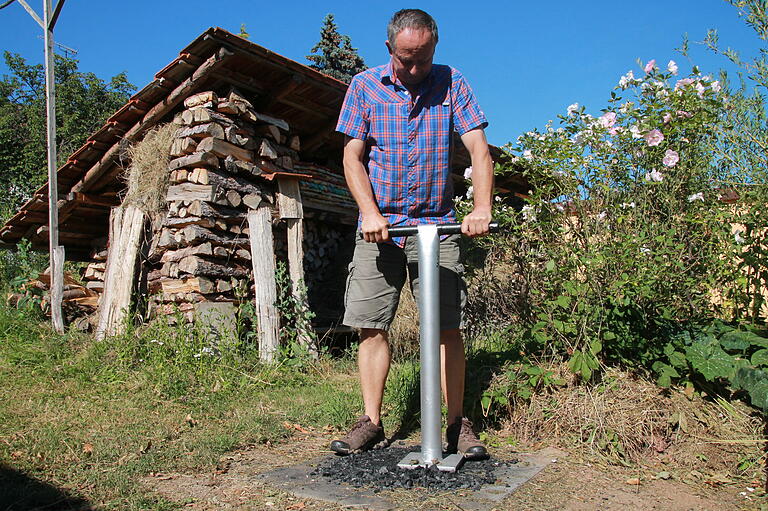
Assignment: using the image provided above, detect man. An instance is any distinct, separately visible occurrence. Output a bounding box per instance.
[330,9,494,459]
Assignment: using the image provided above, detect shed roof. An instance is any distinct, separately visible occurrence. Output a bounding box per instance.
[0,27,526,260]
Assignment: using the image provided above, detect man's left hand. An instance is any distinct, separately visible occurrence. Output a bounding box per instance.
[461,207,492,237]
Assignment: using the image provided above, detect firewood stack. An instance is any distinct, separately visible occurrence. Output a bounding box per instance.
[82,250,107,293]
[145,89,302,323]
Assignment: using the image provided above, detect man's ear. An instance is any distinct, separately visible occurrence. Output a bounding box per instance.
[385,40,393,56]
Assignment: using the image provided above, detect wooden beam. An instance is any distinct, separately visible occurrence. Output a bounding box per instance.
[247,205,280,362]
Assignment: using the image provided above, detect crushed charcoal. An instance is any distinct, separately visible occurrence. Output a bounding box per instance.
[312,446,517,492]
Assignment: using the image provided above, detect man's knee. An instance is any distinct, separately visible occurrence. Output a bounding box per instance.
[360,328,388,344]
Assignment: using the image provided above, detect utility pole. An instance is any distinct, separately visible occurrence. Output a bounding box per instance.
[1,0,67,332]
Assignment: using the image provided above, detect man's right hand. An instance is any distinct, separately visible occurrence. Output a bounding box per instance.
[361,213,390,243]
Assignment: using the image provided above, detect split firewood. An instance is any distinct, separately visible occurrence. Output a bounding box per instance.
[92,250,108,262]
[255,124,282,142]
[160,242,214,263]
[225,126,257,148]
[160,261,180,278]
[175,122,225,140]
[166,183,222,203]
[177,256,250,278]
[163,216,216,229]
[242,108,289,131]
[186,200,246,222]
[177,206,188,218]
[216,279,232,293]
[258,139,278,159]
[86,281,105,292]
[180,107,235,127]
[159,276,215,295]
[230,224,241,234]
[242,193,262,209]
[216,101,242,115]
[224,155,262,177]
[213,246,229,258]
[168,151,219,171]
[289,135,300,152]
[226,190,242,208]
[235,248,251,261]
[227,88,253,109]
[276,156,294,170]
[197,137,254,163]
[170,137,198,157]
[190,168,262,195]
[181,225,250,247]
[184,91,218,109]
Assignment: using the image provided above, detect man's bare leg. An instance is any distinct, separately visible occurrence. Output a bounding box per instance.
[359,327,391,425]
[440,328,465,421]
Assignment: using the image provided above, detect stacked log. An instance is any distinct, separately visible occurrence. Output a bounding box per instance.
[82,250,107,293]
[146,89,302,323]
[294,162,357,216]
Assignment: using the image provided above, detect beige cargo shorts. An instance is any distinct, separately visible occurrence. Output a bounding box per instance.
[342,233,467,331]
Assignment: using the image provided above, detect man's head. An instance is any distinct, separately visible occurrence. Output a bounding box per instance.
[385,9,438,87]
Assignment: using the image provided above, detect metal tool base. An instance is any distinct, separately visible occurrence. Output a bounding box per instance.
[397,452,465,473]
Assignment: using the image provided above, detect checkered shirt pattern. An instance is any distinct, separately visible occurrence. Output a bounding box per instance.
[336,63,488,244]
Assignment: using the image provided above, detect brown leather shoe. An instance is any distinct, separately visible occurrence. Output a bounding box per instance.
[330,415,387,455]
[446,417,488,459]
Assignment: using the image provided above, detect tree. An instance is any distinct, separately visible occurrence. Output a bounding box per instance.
[0,52,134,220]
[306,13,366,83]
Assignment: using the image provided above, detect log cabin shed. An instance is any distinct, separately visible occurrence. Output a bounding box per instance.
[0,27,529,357]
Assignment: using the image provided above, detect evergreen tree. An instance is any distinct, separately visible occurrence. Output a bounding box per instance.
[306,14,366,83]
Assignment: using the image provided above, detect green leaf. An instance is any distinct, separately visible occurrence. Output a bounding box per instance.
[720,329,768,350]
[589,339,603,355]
[685,340,735,382]
[481,395,492,410]
[731,367,768,412]
[545,260,555,272]
[603,331,616,341]
[555,295,572,309]
[751,349,768,367]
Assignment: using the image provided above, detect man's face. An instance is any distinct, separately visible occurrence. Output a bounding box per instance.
[386,27,436,87]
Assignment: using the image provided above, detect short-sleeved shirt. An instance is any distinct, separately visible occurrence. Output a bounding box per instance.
[336,63,488,245]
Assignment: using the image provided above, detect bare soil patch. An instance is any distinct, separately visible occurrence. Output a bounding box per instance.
[144,429,765,510]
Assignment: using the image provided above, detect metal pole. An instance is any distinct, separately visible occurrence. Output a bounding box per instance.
[43,0,64,333]
[416,224,442,464]
[397,224,464,472]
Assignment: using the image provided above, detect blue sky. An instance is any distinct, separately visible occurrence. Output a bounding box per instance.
[0,1,763,147]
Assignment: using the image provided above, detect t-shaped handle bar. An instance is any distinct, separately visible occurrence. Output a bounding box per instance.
[360,222,500,239]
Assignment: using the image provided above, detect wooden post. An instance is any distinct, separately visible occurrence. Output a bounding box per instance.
[247,204,279,362]
[43,0,63,333]
[96,205,147,340]
[277,178,315,356]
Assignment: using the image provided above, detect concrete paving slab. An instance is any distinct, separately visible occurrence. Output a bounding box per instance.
[255,447,564,510]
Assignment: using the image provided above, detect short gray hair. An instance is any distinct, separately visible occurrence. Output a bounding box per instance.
[387,9,438,48]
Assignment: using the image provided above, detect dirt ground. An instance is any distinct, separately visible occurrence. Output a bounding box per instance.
[144,430,766,511]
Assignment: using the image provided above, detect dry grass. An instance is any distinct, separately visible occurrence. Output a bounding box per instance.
[122,123,176,213]
[389,284,419,360]
[500,365,765,480]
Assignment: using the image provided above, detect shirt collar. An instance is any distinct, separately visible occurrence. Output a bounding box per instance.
[380,61,435,91]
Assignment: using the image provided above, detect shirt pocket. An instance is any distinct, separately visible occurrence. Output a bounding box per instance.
[370,103,408,151]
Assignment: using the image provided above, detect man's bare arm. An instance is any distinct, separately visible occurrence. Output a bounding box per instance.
[343,136,390,242]
[459,128,494,237]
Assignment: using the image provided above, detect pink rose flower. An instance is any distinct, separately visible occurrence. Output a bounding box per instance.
[674,78,694,91]
[644,129,664,147]
[599,111,617,128]
[662,149,679,167]
[662,113,672,124]
[676,110,693,119]
[644,59,656,73]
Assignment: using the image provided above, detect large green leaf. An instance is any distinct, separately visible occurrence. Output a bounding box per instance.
[685,340,736,382]
[751,349,768,367]
[720,329,768,350]
[731,367,768,412]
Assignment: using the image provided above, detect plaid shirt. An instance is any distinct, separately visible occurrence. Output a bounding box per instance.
[336,63,488,244]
